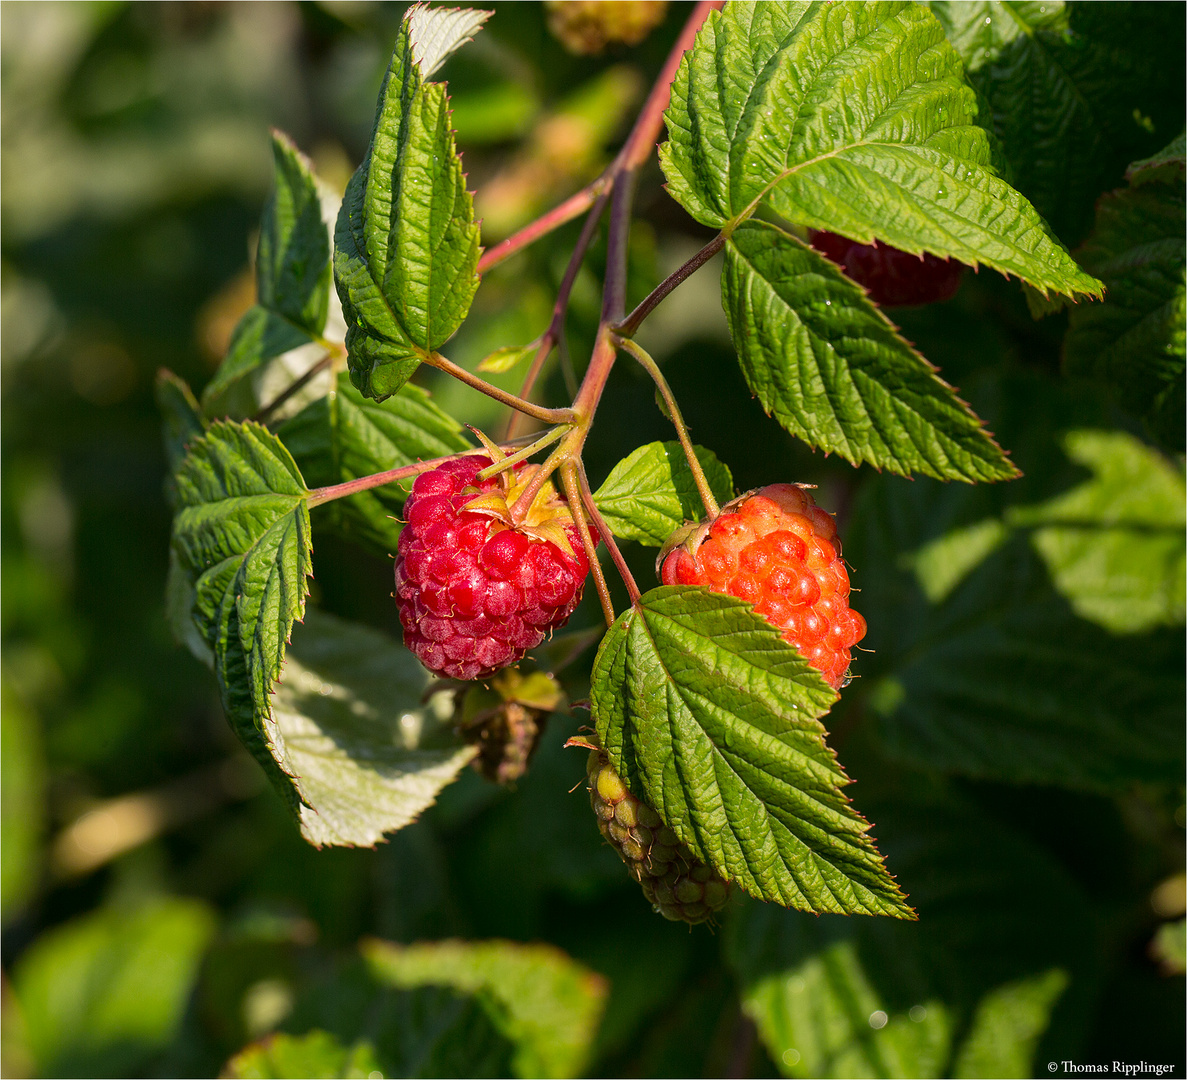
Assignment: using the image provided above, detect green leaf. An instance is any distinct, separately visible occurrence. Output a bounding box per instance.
[727,786,1091,1079]
[275,610,477,848]
[364,938,608,1079]
[224,1030,382,1080]
[1,680,43,924]
[203,132,332,409]
[171,421,313,811]
[283,957,516,1078]
[1064,181,1186,449]
[723,221,1018,482]
[591,586,912,918]
[847,370,1185,791]
[1008,430,1186,634]
[930,3,1185,243]
[661,1,1100,300]
[279,372,470,555]
[202,306,316,412]
[334,10,482,400]
[13,898,215,1079]
[1128,131,1187,187]
[165,547,213,668]
[592,441,734,545]
[477,341,537,374]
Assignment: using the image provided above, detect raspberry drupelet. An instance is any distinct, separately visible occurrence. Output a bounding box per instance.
[395,455,591,681]
[661,484,866,689]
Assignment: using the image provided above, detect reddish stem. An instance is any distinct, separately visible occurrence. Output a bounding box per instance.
[477,178,608,275]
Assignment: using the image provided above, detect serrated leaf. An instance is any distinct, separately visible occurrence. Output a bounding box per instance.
[13,898,215,1079]
[224,1030,382,1080]
[165,547,212,668]
[171,421,313,811]
[661,1,1100,300]
[847,370,1185,791]
[274,610,476,848]
[592,441,734,545]
[334,11,481,401]
[1064,182,1186,449]
[364,938,607,1079]
[477,341,536,374]
[406,4,491,79]
[1128,131,1186,187]
[279,372,470,555]
[723,221,1018,482]
[931,3,1185,243]
[204,133,332,409]
[728,787,1091,1079]
[591,586,912,918]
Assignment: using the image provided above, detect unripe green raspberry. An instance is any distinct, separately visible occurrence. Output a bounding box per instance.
[586,748,729,925]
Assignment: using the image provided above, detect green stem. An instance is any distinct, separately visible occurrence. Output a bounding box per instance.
[251,352,334,423]
[476,423,571,481]
[614,336,719,519]
[424,351,574,426]
[576,458,641,605]
[560,461,616,628]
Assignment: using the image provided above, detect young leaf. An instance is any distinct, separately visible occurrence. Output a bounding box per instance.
[364,938,608,1080]
[275,610,477,848]
[592,441,734,545]
[477,341,537,374]
[723,220,1018,482]
[931,2,1185,243]
[592,586,913,919]
[279,372,471,555]
[847,372,1185,791]
[203,133,332,409]
[171,421,313,811]
[1063,180,1186,449]
[727,787,1093,1079]
[661,1,1101,300]
[334,9,482,400]
[13,898,215,1079]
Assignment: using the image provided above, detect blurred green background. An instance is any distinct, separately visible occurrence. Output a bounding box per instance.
[2,3,1183,1078]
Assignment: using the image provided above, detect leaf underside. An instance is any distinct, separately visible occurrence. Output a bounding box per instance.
[592,586,913,919]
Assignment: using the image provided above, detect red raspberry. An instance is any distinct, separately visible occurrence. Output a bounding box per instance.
[660,484,866,690]
[395,455,591,681]
[811,230,964,307]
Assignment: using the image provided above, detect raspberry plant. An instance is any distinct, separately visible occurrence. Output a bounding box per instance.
[125,2,1186,1074]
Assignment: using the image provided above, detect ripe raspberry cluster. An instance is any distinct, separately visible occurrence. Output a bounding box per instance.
[586,747,729,925]
[661,484,866,689]
[811,230,964,307]
[395,456,589,681]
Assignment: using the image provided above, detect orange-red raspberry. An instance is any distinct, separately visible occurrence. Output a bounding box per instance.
[395,456,590,681]
[661,484,866,689]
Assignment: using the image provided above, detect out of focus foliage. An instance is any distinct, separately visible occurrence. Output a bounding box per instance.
[2,3,1183,1078]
